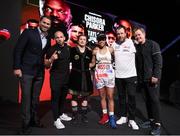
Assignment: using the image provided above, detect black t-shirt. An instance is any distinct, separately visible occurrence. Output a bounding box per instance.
[46,43,70,74]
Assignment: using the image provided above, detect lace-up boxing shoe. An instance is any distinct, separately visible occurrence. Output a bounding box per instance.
[109,115,117,129]
[99,114,109,125]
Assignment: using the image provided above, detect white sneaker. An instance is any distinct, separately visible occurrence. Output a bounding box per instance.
[116,117,128,125]
[54,118,65,129]
[60,113,72,121]
[128,120,139,130]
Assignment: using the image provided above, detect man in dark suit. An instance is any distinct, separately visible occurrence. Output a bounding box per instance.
[13,16,51,134]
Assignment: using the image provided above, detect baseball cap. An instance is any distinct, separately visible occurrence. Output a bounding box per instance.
[96,32,106,41]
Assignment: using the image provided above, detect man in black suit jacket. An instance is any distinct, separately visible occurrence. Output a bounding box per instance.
[13,16,51,134]
[134,27,163,135]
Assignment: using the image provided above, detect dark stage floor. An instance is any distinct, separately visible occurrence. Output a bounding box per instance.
[0,92,180,135]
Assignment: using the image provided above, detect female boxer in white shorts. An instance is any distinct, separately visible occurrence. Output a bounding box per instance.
[90,33,116,129]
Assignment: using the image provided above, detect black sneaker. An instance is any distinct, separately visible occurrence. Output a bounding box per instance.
[150,124,161,136]
[30,121,44,128]
[139,120,152,129]
[18,125,32,135]
[81,115,88,123]
[71,115,79,125]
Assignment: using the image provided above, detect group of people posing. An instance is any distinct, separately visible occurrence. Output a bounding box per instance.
[13,16,162,136]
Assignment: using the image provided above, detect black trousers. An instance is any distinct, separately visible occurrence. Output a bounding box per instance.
[115,76,137,120]
[137,81,161,123]
[50,73,68,121]
[20,74,44,126]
